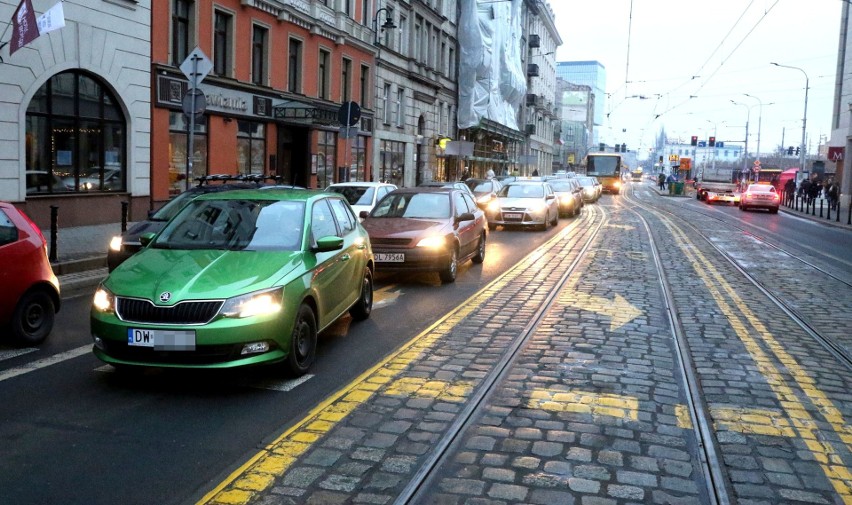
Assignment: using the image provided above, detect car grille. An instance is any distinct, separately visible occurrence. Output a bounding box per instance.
[116,297,223,325]
[370,237,413,247]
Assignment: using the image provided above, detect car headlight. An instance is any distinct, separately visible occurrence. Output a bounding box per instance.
[614,181,622,189]
[220,288,284,318]
[416,235,446,248]
[487,200,500,213]
[109,236,123,252]
[93,286,115,313]
[476,194,493,205]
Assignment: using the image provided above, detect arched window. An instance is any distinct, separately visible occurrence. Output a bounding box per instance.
[25,71,126,194]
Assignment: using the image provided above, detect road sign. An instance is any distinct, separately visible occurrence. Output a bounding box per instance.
[179,47,213,88]
[182,88,206,120]
[337,101,361,126]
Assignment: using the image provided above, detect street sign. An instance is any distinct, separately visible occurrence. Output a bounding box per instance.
[179,47,213,88]
[182,88,206,120]
[337,101,361,126]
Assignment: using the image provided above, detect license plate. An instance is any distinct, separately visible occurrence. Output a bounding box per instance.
[375,252,404,262]
[128,329,196,350]
[504,212,523,220]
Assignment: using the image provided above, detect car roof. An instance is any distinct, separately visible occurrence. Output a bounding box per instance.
[506,180,547,185]
[328,182,395,187]
[193,188,333,202]
[388,186,453,194]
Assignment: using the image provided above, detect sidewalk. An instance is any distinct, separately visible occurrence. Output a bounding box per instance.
[46,222,119,296]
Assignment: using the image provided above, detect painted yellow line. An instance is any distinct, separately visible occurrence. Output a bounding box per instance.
[527,389,639,420]
[659,214,852,503]
[198,212,596,505]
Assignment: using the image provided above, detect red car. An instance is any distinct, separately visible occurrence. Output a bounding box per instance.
[0,202,60,345]
[360,187,487,284]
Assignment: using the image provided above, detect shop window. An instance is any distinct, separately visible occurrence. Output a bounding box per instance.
[379,139,404,186]
[316,131,337,189]
[237,120,266,175]
[25,71,127,195]
[168,111,208,194]
[352,135,366,182]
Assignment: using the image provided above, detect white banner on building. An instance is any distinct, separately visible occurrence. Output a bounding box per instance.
[37,2,65,35]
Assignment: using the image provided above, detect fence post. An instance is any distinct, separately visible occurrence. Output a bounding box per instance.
[121,201,129,233]
[827,200,832,220]
[49,205,58,262]
[819,199,824,218]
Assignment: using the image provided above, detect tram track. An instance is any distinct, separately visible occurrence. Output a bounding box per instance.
[627,185,852,371]
[397,205,608,504]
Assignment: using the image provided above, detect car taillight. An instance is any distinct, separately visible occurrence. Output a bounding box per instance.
[773,193,780,200]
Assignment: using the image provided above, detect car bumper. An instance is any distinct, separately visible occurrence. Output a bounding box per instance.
[90,310,292,368]
[371,246,452,273]
[491,210,548,227]
[706,192,740,204]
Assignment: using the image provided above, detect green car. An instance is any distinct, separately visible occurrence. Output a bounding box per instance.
[91,189,374,376]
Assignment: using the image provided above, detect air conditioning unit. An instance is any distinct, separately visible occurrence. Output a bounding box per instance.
[525,124,536,135]
[527,64,539,77]
[529,34,541,48]
[526,94,537,106]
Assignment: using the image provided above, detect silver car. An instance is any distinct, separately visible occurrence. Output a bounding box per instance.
[490,180,559,231]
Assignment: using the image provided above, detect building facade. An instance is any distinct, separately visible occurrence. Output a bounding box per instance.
[829,0,850,208]
[370,0,458,187]
[1,0,151,229]
[556,79,593,170]
[151,0,377,209]
[556,60,605,146]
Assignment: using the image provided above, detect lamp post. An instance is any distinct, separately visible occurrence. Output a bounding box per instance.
[730,100,751,176]
[742,94,775,163]
[771,62,809,173]
[372,5,397,46]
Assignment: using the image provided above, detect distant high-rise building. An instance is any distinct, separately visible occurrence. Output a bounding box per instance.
[557,61,606,144]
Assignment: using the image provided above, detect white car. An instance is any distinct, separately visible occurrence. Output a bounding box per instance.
[326,182,398,219]
[490,180,560,231]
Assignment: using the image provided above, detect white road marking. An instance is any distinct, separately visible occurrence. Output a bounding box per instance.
[0,345,91,382]
[0,347,39,362]
[251,374,314,391]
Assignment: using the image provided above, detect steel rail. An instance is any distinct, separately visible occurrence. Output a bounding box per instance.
[395,206,607,504]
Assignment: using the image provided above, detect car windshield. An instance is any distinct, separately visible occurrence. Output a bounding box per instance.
[371,193,450,219]
[748,184,775,192]
[151,191,199,221]
[154,199,306,251]
[328,186,375,206]
[499,184,544,198]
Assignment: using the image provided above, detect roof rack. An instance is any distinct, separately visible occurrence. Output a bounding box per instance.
[194,174,282,187]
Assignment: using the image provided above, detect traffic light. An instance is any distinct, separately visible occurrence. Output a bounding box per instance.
[621,143,627,153]
[708,136,716,147]
[795,146,800,155]
[787,146,794,155]
[691,135,698,146]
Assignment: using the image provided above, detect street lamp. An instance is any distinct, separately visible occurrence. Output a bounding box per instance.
[770,62,809,172]
[742,94,775,163]
[373,5,397,46]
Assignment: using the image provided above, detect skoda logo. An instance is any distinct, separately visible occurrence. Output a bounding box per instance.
[159,292,172,303]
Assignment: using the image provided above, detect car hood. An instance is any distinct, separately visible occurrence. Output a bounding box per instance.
[104,247,302,302]
[498,197,544,209]
[361,218,449,239]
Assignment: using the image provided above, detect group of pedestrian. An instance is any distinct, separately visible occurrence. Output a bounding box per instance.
[792,177,841,210]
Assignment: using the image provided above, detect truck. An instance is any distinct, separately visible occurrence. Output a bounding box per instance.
[695,165,739,205]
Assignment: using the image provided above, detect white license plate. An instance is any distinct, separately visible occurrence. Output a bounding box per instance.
[375,252,405,262]
[504,212,523,220]
[128,329,196,350]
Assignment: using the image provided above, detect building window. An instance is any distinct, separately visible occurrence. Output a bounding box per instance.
[399,15,407,54]
[25,71,127,195]
[341,58,352,103]
[396,87,404,127]
[362,0,370,26]
[448,47,455,80]
[288,38,302,93]
[383,83,392,124]
[168,111,208,194]
[172,0,193,65]
[318,49,331,100]
[237,121,266,175]
[360,64,370,108]
[252,25,268,86]
[213,10,232,77]
[343,0,351,16]
[379,139,405,186]
[317,130,337,189]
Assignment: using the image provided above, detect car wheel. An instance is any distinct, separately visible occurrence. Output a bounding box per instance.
[349,267,373,321]
[488,222,497,231]
[10,290,55,346]
[286,304,317,377]
[439,246,458,284]
[770,207,778,214]
[472,233,486,264]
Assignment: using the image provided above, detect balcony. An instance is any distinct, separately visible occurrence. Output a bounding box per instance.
[527,64,539,77]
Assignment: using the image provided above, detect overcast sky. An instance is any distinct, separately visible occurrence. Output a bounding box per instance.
[549,0,842,162]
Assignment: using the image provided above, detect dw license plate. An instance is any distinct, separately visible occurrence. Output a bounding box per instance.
[128,329,196,350]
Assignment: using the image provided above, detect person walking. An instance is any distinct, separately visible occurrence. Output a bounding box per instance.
[658,173,666,191]
[784,177,796,206]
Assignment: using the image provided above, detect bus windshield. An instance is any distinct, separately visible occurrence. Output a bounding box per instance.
[586,155,621,177]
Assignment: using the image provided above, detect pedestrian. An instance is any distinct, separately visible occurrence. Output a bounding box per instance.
[827,180,839,210]
[658,173,666,190]
[799,178,810,200]
[532,169,539,177]
[784,177,796,205]
[665,173,674,189]
[486,168,495,179]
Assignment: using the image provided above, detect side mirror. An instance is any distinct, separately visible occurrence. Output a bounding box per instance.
[456,212,475,223]
[359,210,369,220]
[546,194,555,200]
[314,235,344,253]
[139,232,156,247]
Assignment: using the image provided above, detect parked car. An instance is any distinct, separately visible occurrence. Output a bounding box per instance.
[418,180,476,198]
[326,182,397,220]
[360,187,487,284]
[107,175,279,271]
[63,167,123,191]
[490,180,559,231]
[576,176,602,203]
[92,189,374,376]
[547,178,584,217]
[0,202,60,346]
[464,178,503,220]
[740,183,780,213]
[25,170,70,194]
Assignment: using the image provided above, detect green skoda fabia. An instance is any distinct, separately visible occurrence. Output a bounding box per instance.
[91,189,374,376]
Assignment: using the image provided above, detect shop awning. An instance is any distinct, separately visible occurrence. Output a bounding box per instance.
[273,100,338,125]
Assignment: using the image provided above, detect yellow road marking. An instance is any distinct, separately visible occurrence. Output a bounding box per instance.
[676,404,693,429]
[559,292,643,332]
[659,214,852,503]
[199,213,595,504]
[527,389,638,420]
